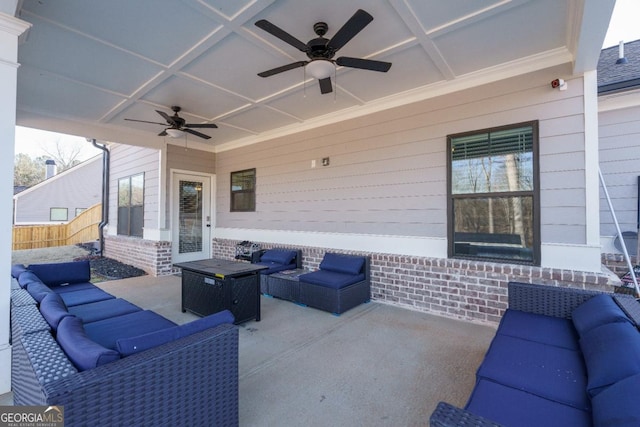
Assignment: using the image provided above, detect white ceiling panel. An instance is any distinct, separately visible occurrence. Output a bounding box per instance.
[141,75,249,120]
[13,0,612,150]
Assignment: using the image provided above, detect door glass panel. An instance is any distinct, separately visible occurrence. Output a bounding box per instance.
[179,180,203,254]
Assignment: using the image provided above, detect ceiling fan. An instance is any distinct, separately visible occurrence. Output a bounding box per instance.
[255,9,392,94]
[124,106,217,140]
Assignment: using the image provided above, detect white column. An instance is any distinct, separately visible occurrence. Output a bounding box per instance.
[583,71,601,248]
[0,12,31,394]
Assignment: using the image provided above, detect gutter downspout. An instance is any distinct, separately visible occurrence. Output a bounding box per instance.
[90,139,109,256]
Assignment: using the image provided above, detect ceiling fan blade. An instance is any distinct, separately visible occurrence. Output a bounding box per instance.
[255,19,308,52]
[258,61,307,78]
[183,128,211,140]
[156,110,177,126]
[336,56,392,72]
[327,9,373,52]
[185,123,218,129]
[318,77,333,94]
[158,130,168,137]
[124,118,167,126]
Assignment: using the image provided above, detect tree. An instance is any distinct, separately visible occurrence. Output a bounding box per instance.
[14,153,48,188]
[41,138,83,172]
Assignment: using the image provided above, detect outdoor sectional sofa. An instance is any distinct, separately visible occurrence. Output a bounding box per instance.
[430,281,640,427]
[10,260,239,427]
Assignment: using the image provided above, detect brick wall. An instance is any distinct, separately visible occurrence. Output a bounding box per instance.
[213,238,620,325]
[602,253,638,277]
[105,235,177,276]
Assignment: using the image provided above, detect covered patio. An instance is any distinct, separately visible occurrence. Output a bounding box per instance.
[1,0,622,416]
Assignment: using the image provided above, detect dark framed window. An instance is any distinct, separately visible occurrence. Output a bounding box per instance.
[230,168,256,212]
[50,207,68,221]
[118,173,144,237]
[447,121,540,265]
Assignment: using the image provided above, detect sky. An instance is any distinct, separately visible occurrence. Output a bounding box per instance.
[14,0,640,160]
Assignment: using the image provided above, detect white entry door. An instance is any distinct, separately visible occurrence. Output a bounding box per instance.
[172,172,213,263]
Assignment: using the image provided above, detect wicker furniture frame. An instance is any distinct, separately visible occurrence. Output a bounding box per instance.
[264,269,307,301]
[299,256,371,315]
[429,281,640,427]
[251,248,303,294]
[11,282,240,427]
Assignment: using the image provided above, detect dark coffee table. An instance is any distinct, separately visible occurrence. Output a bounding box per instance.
[265,269,309,302]
[175,258,267,324]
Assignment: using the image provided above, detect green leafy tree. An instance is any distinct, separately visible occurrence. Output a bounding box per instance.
[14,153,48,188]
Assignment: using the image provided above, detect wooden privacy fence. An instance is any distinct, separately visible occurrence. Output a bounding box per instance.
[13,203,102,250]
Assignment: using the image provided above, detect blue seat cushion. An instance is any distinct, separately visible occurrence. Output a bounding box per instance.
[68,298,142,323]
[257,261,296,275]
[299,270,365,289]
[39,292,71,330]
[18,271,44,289]
[51,282,97,294]
[477,334,589,410]
[56,316,120,371]
[116,310,235,356]
[579,321,640,397]
[260,249,296,265]
[572,294,631,336]
[25,280,53,303]
[466,379,591,427]
[11,264,28,279]
[59,288,114,307]
[497,309,579,350]
[28,260,91,286]
[319,253,365,275]
[592,373,640,426]
[84,310,177,350]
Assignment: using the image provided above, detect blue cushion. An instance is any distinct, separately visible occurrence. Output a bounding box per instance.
[39,292,71,330]
[257,261,296,275]
[477,334,589,410]
[11,264,28,279]
[25,280,53,303]
[572,294,631,336]
[319,253,365,275]
[592,373,640,426]
[580,321,640,397]
[260,249,296,265]
[497,309,579,350]
[299,270,365,289]
[18,271,44,289]
[68,298,141,323]
[56,316,120,371]
[58,288,114,307]
[84,310,177,350]
[51,282,97,294]
[28,260,91,286]
[466,379,591,427]
[116,310,235,356]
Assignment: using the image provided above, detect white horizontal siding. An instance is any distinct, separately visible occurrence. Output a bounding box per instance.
[215,62,589,250]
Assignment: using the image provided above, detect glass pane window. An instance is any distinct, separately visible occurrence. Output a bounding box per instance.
[448,122,539,265]
[179,180,203,254]
[117,173,144,236]
[230,168,256,212]
[50,207,68,221]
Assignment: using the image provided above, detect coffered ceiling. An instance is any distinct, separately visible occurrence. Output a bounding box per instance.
[13,0,613,152]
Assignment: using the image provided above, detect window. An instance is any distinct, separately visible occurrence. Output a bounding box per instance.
[75,208,86,216]
[230,168,256,212]
[447,121,540,264]
[118,173,144,237]
[50,207,68,221]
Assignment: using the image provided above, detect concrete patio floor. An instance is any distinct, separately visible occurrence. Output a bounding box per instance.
[4,274,497,426]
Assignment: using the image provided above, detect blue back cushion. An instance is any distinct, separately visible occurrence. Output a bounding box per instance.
[260,249,296,265]
[56,316,120,371]
[29,260,91,286]
[116,310,235,356]
[592,373,640,426]
[580,321,640,397]
[497,309,579,350]
[572,294,631,336]
[18,271,43,289]
[11,264,28,279]
[40,292,71,330]
[25,280,53,303]
[319,253,365,275]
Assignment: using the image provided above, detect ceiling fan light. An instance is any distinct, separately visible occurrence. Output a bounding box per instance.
[166,128,184,138]
[305,60,334,80]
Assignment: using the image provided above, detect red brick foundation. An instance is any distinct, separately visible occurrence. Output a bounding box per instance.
[104,235,177,276]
